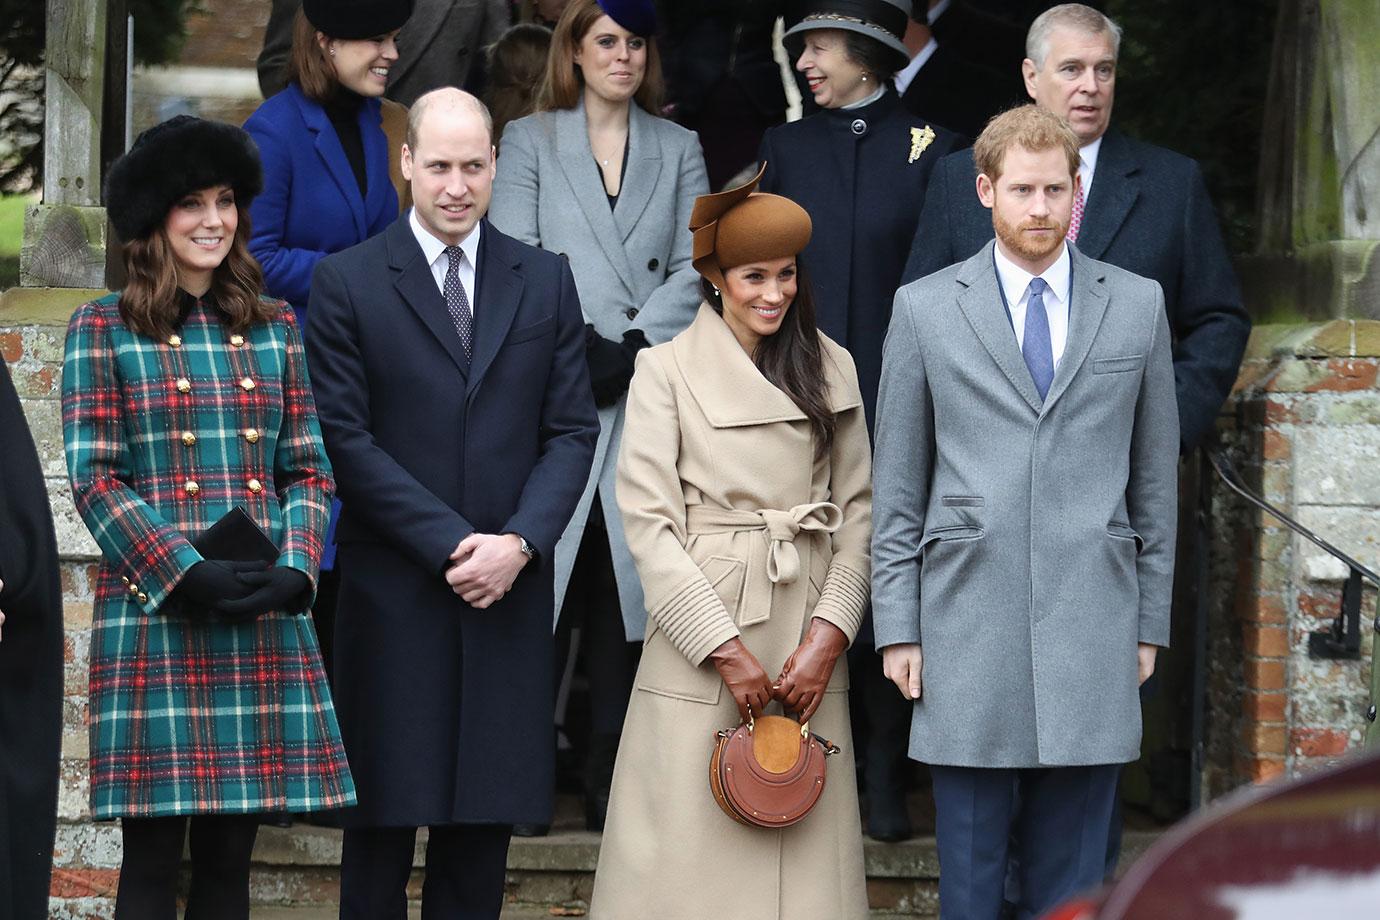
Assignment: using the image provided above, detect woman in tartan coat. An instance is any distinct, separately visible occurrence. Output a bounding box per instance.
[61,116,354,920]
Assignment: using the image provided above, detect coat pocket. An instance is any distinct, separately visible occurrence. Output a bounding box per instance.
[940,496,985,508]
[1107,521,1145,554]
[702,555,747,624]
[1092,355,1143,375]
[503,315,555,346]
[918,524,985,554]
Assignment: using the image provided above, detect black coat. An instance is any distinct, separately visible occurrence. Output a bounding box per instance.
[305,217,598,826]
[759,88,967,429]
[902,130,1251,451]
[900,42,1024,140]
[659,0,789,122]
[0,359,62,920]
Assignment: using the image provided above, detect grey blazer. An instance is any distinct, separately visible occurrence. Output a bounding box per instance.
[490,99,708,636]
[385,0,510,107]
[870,241,1179,768]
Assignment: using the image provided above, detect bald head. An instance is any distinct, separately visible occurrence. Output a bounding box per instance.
[407,87,495,151]
[401,87,496,245]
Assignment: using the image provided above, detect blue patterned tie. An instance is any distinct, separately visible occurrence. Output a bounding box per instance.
[1022,276,1054,399]
[444,245,474,363]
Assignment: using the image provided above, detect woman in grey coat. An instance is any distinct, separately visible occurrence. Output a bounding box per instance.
[489,0,707,830]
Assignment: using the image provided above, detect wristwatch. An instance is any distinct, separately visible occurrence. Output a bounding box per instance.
[508,533,537,560]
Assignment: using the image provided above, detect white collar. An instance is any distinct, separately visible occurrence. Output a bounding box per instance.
[1080,135,1103,175]
[927,0,952,24]
[841,84,887,110]
[894,38,939,94]
[993,240,1071,309]
[409,207,482,269]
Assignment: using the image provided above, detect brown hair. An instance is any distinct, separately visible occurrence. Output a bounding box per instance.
[700,264,836,457]
[536,0,664,114]
[118,200,275,340]
[973,104,1080,182]
[485,24,553,148]
[285,8,340,103]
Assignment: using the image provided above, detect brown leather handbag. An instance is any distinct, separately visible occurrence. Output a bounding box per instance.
[709,711,841,828]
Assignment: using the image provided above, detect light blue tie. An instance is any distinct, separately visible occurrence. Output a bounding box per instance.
[1022,277,1054,399]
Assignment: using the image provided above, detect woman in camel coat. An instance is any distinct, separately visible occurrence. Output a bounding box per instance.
[591,171,872,919]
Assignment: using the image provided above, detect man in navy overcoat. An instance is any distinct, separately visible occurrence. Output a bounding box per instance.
[902,3,1250,452]
[306,88,597,919]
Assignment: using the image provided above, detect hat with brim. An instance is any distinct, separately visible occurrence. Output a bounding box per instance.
[690,164,812,290]
[596,0,658,37]
[784,0,912,69]
[104,115,263,244]
[303,0,415,40]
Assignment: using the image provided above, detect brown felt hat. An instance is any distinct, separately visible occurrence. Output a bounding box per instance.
[690,164,812,289]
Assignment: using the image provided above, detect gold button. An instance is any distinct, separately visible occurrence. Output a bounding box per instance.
[181,431,197,446]
[240,377,255,391]
[121,576,131,585]
[243,428,260,444]
[127,583,138,595]
[137,592,148,603]
[247,478,263,494]
[168,334,182,348]
[176,378,191,393]
[230,334,245,347]
[184,480,199,496]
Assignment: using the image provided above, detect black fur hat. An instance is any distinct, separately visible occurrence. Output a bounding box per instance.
[303,0,415,40]
[104,115,264,243]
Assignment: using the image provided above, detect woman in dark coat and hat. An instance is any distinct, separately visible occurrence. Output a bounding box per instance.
[758,0,967,843]
[62,116,353,920]
[0,359,64,920]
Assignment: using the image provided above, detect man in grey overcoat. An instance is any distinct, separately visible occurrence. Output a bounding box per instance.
[871,105,1178,920]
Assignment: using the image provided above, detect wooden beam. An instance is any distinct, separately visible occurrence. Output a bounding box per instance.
[43,0,108,206]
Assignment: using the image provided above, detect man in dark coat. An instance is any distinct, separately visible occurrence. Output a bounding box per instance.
[897,3,1023,139]
[902,2,1249,452]
[306,88,598,918]
[0,358,63,920]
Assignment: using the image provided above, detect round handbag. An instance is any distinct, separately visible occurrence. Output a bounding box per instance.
[709,710,841,828]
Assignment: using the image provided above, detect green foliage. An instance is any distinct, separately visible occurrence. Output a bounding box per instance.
[1104,0,1279,253]
[0,0,198,67]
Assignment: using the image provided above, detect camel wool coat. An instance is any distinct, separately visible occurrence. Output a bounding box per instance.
[590,305,872,920]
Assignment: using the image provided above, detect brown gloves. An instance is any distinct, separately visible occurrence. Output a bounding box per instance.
[708,637,774,722]
[709,618,849,723]
[774,618,848,722]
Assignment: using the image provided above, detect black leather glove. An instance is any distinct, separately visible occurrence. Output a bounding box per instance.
[216,567,312,621]
[585,325,635,408]
[173,560,269,614]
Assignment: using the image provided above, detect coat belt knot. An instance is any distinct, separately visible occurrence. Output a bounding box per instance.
[685,502,842,585]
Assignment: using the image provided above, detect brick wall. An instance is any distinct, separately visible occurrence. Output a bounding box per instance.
[1203,320,1379,796]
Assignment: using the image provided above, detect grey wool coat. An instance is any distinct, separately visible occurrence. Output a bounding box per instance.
[490,98,708,636]
[870,241,1179,768]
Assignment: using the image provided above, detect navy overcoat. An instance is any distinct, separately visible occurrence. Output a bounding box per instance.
[759,88,965,430]
[305,216,599,827]
[902,131,1251,451]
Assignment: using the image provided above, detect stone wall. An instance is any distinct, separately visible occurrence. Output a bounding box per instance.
[1203,320,1379,797]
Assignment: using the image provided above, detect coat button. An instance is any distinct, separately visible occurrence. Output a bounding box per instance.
[243,428,260,444]
[851,118,867,136]
[625,307,639,320]
[127,583,139,595]
[240,377,255,391]
[137,592,148,603]
[121,576,131,585]
[184,480,199,496]
[167,334,182,348]
[230,334,245,347]
[647,258,659,270]
[181,431,197,446]
[176,378,191,393]
[247,478,263,494]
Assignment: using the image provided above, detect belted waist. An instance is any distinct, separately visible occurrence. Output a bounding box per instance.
[685,502,842,585]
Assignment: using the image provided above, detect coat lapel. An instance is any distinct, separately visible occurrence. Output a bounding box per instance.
[387,219,470,378]
[295,87,369,240]
[613,106,662,243]
[359,98,394,225]
[673,305,807,427]
[955,243,1043,414]
[466,221,524,396]
[555,102,637,296]
[1074,131,1139,260]
[1041,244,1110,413]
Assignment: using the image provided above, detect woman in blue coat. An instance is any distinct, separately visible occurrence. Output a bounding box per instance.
[244,0,412,328]
[758,0,967,844]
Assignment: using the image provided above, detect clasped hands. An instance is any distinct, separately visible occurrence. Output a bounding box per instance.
[175,560,309,621]
[709,617,849,723]
[445,533,529,609]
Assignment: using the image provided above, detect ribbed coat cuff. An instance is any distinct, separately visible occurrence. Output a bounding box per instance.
[811,561,870,646]
[650,575,740,666]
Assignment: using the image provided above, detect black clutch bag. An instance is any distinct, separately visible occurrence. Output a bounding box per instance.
[194,506,279,564]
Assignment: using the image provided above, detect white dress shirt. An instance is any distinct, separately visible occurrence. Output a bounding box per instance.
[994,241,1071,367]
[1078,135,1103,200]
[409,207,481,313]
[893,38,938,95]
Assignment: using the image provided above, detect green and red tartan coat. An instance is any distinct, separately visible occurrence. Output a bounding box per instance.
[61,292,355,819]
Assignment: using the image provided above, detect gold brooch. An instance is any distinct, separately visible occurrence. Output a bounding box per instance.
[909,126,936,164]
